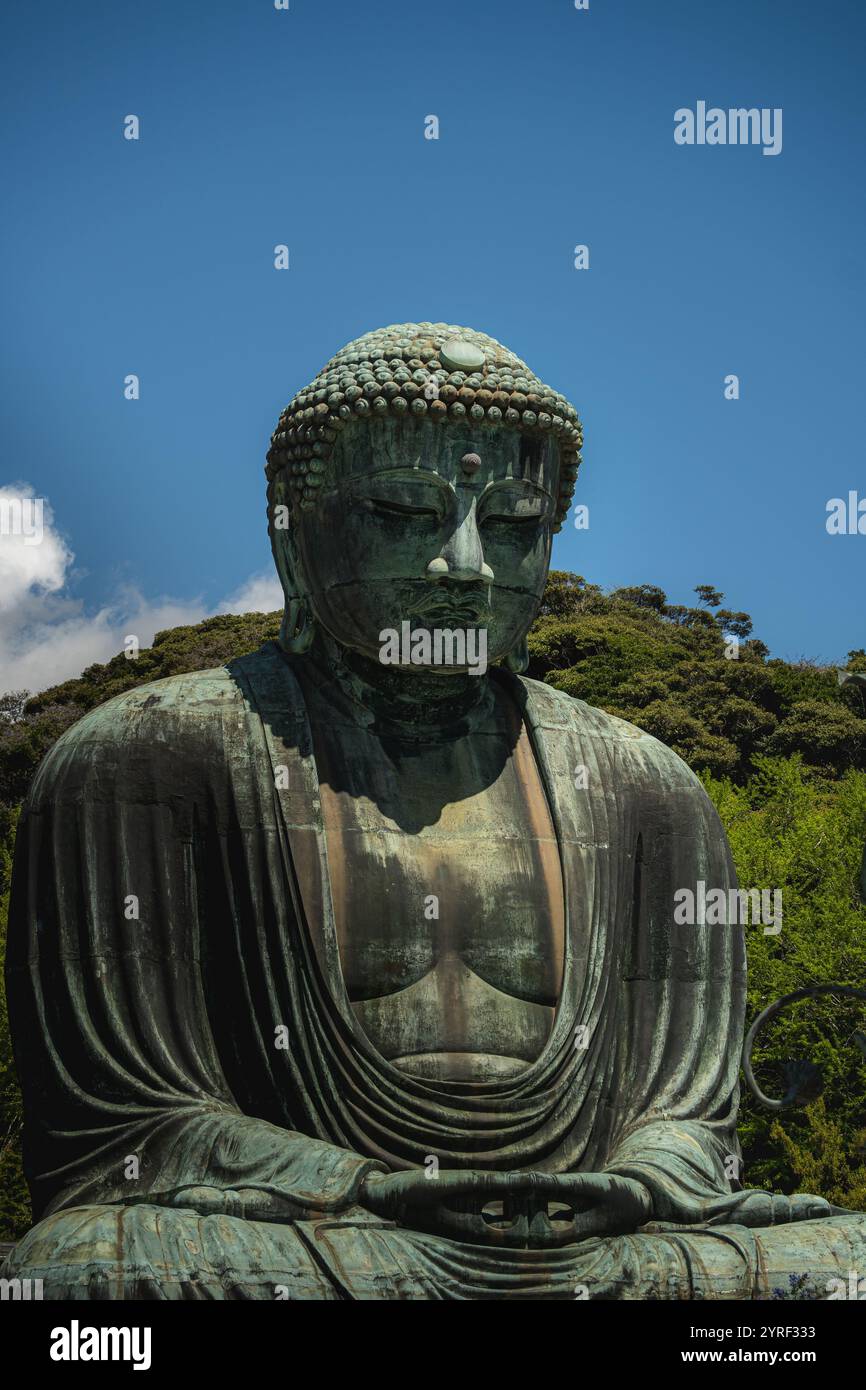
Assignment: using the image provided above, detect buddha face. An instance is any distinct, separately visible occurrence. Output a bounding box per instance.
[283,417,558,673]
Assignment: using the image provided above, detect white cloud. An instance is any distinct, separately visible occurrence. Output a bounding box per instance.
[0,484,283,694]
[0,486,71,613]
[219,572,284,616]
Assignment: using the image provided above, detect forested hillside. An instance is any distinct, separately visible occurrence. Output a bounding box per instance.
[2,576,865,1240]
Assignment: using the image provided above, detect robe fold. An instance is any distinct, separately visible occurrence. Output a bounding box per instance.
[5,642,863,1298]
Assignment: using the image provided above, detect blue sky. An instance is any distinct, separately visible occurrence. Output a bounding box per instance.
[1,0,864,689]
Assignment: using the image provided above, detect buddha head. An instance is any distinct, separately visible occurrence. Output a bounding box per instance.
[266,323,582,675]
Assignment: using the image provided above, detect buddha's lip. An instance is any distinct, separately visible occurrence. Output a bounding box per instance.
[405,588,489,622]
[404,604,487,623]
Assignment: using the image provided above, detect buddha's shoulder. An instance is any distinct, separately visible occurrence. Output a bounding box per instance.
[515,674,702,788]
[30,645,299,788]
[517,672,651,743]
[54,665,245,742]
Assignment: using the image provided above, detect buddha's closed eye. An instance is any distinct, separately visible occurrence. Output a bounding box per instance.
[366,497,441,519]
[478,483,550,528]
[480,502,549,529]
[480,510,544,526]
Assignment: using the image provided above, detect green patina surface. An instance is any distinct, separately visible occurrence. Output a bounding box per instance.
[2,325,865,1299]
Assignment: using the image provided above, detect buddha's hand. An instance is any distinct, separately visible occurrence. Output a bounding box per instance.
[656,1188,837,1228]
[358,1169,652,1249]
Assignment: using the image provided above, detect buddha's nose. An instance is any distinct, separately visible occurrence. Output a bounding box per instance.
[427,497,494,584]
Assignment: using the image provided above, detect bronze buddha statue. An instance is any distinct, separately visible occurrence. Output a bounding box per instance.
[4,323,864,1298]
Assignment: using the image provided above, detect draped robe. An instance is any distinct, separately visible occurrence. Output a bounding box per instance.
[4,643,865,1298]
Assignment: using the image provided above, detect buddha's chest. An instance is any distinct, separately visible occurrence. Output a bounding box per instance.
[327,787,564,999]
[310,712,566,1081]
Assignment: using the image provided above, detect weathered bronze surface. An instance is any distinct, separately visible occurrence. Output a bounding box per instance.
[3,323,865,1298]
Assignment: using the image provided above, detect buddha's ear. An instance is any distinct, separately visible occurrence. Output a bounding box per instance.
[503,636,529,674]
[268,485,316,655]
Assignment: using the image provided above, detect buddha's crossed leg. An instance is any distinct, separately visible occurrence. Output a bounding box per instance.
[5,1202,866,1300]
